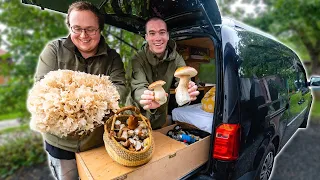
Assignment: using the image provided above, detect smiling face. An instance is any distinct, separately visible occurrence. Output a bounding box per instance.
[69,10,101,58]
[145,19,169,58]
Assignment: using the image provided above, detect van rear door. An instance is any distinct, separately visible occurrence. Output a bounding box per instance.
[22,0,222,37]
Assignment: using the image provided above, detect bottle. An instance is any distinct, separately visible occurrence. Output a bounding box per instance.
[178,134,196,144]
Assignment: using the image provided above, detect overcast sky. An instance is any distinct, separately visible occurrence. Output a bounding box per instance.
[231,1,266,17]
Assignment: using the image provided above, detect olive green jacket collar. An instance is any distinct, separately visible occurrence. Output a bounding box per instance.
[143,39,178,66]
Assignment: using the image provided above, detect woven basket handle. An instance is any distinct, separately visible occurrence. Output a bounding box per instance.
[110,106,152,132]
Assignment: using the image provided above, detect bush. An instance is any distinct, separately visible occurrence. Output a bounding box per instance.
[0,132,46,179]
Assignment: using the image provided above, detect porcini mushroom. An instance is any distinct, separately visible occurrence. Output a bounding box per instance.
[127,115,139,130]
[120,140,130,148]
[117,127,129,138]
[135,141,142,151]
[138,121,147,129]
[114,120,121,130]
[148,80,167,105]
[174,66,198,106]
[128,130,135,137]
[120,128,129,140]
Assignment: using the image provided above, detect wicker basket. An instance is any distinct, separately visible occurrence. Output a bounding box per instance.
[103,106,154,167]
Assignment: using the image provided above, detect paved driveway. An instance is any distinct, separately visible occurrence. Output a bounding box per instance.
[0,119,20,131]
[7,121,320,180]
[270,121,320,180]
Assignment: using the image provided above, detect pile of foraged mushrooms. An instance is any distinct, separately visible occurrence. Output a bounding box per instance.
[111,115,150,151]
[174,66,198,106]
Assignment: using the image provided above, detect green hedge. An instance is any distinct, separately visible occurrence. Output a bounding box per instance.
[0,132,46,179]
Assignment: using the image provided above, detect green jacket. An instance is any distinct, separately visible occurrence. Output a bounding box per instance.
[130,40,186,129]
[35,35,126,152]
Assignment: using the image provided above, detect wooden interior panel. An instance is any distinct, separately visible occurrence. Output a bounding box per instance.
[176,37,214,51]
[176,37,215,83]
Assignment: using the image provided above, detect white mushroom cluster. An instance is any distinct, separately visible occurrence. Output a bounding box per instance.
[27,69,120,137]
[112,115,150,151]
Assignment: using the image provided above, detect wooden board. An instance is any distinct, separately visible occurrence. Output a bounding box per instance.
[76,132,187,180]
[76,125,211,180]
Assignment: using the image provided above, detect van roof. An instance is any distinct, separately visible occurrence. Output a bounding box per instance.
[22,0,222,35]
[222,17,277,41]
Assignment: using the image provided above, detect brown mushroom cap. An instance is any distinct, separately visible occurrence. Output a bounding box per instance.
[148,80,166,90]
[174,66,198,78]
[127,115,139,130]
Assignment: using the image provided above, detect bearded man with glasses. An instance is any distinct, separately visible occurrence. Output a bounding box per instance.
[33,1,126,179]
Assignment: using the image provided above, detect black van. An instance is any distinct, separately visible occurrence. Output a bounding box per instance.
[22,0,320,179]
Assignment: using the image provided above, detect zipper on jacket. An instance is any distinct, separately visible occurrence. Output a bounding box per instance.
[85,60,88,73]
[77,139,81,152]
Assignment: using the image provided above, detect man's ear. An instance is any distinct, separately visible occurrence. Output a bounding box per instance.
[145,34,148,40]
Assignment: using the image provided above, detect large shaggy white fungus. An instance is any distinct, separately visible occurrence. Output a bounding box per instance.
[27,69,120,137]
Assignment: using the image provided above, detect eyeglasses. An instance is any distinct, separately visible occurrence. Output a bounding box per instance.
[70,26,99,36]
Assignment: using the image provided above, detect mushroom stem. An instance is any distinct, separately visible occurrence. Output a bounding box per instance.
[154,86,167,105]
[148,80,167,105]
[174,66,197,106]
[175,75,190,106]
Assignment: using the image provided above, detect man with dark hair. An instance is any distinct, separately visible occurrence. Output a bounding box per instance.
[130,17,199,129]
[34,1,126,179]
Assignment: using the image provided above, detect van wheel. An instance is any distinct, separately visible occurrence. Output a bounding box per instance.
[299,114,308,128]
[299,106,310,128]
[255,143,275,180]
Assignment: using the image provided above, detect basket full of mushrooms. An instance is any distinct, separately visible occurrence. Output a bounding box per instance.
[103,106,154,167]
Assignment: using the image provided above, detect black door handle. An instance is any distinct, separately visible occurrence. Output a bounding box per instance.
[298,98,305,105]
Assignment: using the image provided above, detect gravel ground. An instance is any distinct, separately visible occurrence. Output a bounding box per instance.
[6,163,54,180]
[5,122,320,180]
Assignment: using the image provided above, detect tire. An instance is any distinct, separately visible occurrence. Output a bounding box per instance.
[299,104,311,128]
[299,113,308,128]
[254,143,275,180]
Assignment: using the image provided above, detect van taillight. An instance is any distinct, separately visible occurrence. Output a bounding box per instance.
[213,124,240,161]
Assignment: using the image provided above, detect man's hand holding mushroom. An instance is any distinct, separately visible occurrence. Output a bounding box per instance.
[140,80,167,110]
[188,80,200,101]
[174,66,200,106]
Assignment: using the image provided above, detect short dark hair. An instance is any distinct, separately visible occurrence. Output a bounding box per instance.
[66,1,105,31]
[145,17,167,33]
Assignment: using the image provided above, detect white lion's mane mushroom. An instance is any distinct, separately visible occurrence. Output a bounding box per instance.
[174,66,198,106]
[148,80,167,105]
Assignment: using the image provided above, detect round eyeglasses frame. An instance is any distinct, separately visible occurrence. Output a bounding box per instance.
[70,26,99,36]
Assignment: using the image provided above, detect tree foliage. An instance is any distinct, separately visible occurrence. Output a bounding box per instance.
[0,0,143,118]
[0,0,68,117]
[219,0,320,75]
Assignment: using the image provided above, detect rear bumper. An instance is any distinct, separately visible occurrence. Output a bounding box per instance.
[184,160,235,180]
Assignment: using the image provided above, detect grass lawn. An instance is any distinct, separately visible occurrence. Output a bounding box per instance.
[311,100,320,121]
[0,112,22,121]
